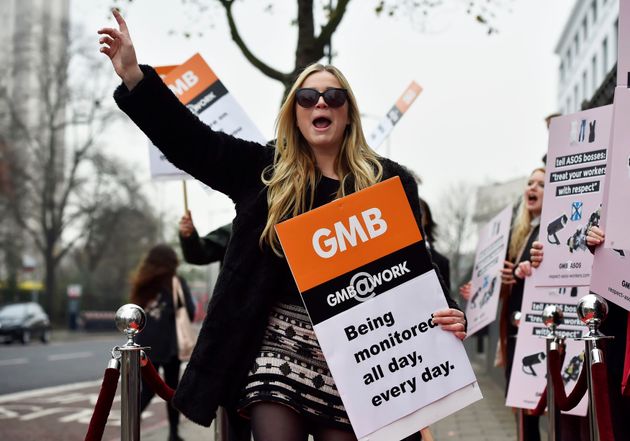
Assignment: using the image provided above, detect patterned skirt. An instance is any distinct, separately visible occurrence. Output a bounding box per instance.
[237,302,351,430]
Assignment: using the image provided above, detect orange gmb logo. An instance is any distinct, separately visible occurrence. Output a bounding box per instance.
[161,53,218,105]
[275,177,422,292]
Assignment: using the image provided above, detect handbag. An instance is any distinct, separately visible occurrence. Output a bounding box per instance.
[172,276,196,361]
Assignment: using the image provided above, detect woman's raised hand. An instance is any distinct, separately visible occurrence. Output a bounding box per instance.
[98,9,144,90]
[179,210,196,238]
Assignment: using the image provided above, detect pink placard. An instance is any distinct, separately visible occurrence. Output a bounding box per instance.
[590,247,630,311]
[465,205,512,337]
[531,105,613,287]
[600,88,630,250]
[505,281,588,416]
[589,88,630,312]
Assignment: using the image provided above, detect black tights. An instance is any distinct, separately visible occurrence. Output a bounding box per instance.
[250,402,357,441]
[140,357,181,436]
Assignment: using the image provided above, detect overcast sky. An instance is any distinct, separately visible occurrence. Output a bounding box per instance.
[74,0,575,235]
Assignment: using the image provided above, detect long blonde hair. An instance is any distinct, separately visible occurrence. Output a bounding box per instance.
[261,64,383,255]
[508,167,545,261]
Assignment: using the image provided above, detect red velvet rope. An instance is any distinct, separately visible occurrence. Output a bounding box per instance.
[529,387,548,416]
[141,357,175,401]
[84,367,120,441]
[591,362,615,441]
[547,349,588,411]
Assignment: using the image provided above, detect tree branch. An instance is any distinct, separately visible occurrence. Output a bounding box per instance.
[315,0,351,55]
[218,0,290,83]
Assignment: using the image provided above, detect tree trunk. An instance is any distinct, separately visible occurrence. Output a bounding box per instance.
[44,248,57,319]
[294,0,320,74]
[2,237,21,303]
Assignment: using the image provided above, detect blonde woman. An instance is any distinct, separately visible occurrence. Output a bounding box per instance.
[499,167,545,441]
[99,10,465,440]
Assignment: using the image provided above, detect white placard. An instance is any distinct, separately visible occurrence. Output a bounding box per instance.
[465,205,512,336]
[148,54,265,180]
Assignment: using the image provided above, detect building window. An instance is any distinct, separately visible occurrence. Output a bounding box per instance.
[560,62,565,82]
[574,84,580,111]
[574,34,580,55]
[591,0,598,24]
[582,17,588,40]
[592,54,598,91]
[567,48,572,68]
[603,37,608,78]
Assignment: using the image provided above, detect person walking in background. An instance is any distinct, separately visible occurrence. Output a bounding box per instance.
[178,212,252,441]
[100,10,465,440]
[130,244,195,441]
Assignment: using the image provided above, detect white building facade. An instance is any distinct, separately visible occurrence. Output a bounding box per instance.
[0,0,70,297]
[0,0,70,126]
[556,0,619,114]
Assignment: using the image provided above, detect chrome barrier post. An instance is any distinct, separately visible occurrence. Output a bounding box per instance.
[115,304,149,441]
[542,305,565,441]
[576,294,613,441]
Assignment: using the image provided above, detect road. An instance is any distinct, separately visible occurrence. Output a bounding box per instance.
[0,334,120,394]
[0,332,524,440]
[0,332,173,440]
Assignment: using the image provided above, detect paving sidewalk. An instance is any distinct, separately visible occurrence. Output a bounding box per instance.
[430,362,519,440]
[142,419,216,441]
[142,362,528,441]
[50,328,119,343]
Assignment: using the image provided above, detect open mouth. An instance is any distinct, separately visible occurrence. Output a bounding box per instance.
[313,117,332,129]
[527,194,538,203]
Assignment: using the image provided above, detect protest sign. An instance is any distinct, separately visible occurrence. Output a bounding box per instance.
[275,177,480,441]
[465,205,512,337]
[590,246,630,311]
[505,282,588,416]
[154,65,178,78]
[531,105,612,287]
[367,82,422,150]
[599,87,630,251]
[149,54,266,179]
[589,88,630,311]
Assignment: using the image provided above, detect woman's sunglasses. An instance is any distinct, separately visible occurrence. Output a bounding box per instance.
[295,88,348,108]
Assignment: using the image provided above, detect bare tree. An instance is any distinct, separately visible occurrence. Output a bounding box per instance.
[435,181,476,291]
[0,20,122,317]
[0,137,23,303]
[116,0,511,96]
[71,156,163,311]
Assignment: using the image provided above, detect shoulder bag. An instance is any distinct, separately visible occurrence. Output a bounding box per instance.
[172,276,196,361]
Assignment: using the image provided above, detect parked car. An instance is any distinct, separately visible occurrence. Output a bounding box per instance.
[0,302,51,344]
